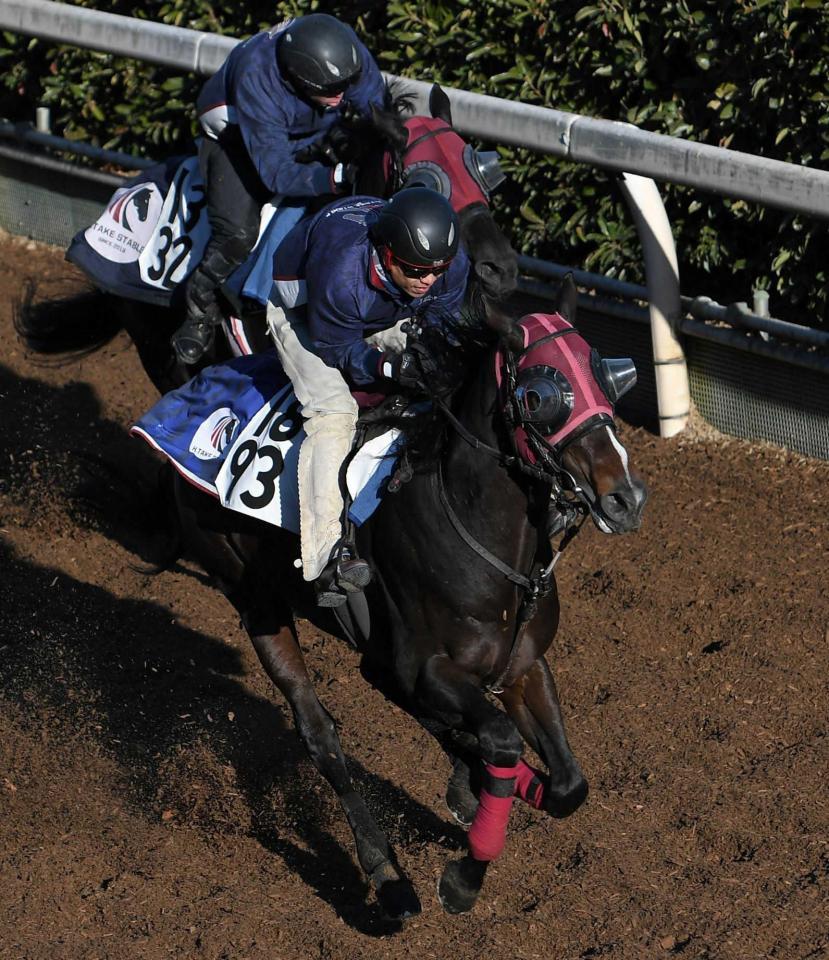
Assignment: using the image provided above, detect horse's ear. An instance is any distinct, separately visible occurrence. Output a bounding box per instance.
[555,272,578,325]
[429,83,453,126]
[481,294,524,352]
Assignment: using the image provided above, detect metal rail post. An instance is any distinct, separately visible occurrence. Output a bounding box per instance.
[617,173,689,437]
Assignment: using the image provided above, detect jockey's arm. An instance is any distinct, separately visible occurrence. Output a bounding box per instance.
[230,60,339,197]
[304,263,385,388]
[416,249,471,332]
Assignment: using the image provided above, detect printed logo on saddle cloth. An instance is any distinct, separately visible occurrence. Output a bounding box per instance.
[66,155,211,307]
[131,354,401,533]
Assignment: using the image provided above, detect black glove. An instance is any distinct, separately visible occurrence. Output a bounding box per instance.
[383,350,427,391]
[315,122,363,165]
[332,162,358,192]
[339,101,365,128]
[183,267,221,326]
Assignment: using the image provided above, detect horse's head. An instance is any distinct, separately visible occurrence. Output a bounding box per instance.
[376,84,518,301]
[131,187,153,223]
[485,295,647,535]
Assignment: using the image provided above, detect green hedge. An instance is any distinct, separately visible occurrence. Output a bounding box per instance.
[3,0,829,327]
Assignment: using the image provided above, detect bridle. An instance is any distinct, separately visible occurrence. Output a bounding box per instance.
[419,328,616,691]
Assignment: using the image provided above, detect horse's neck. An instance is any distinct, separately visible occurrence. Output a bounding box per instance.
[442,349,534,547]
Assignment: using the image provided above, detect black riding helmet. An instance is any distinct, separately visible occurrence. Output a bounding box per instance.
[277,14,362,96]
[371,187,460,269]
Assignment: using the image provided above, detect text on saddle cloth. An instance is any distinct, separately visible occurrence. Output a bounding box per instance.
[65,153,295,309]
[130,352,402,532]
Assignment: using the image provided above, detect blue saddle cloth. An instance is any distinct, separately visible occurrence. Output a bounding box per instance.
[131,352,400,531]
[67,153,303,310]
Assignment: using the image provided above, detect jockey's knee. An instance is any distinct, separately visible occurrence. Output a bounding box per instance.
[302,401,358,430]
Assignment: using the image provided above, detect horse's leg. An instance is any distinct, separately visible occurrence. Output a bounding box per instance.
[499,657,589,818]
[415,654,524,914]
[250,624,421,921]
[410,715,480,826]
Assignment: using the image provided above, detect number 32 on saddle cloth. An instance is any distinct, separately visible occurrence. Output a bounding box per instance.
[130,352,403,531]
[65,153,298,311]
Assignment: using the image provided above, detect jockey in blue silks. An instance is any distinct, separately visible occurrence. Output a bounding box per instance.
[268,187,470,607]
[171,13,387,366]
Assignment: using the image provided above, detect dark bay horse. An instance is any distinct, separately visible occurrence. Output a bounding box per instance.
[17,84,517,396]
[161,286,647,918]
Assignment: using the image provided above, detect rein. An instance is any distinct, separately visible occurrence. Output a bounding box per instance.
[420,332,604,692]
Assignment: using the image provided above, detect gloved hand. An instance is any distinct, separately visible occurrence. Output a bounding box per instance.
[382,350,427,391]
[183,266,221,326]
[340,101,370,129]
[320,120,364,163]
[332,162,358,192]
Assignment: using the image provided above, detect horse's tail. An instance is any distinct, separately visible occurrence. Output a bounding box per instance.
[128,462,184,575]
[13,278,123,360]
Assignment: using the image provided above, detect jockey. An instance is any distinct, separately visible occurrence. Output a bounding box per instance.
[171,13,387,366]
[268,187,470,607]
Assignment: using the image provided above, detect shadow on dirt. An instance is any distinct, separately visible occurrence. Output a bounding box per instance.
[0,362,464,933]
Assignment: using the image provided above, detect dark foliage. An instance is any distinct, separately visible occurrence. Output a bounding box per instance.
[3,0,828,326]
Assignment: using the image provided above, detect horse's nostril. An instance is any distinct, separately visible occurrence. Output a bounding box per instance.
[600,481,648,525]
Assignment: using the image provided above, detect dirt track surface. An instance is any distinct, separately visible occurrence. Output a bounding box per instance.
[0,235,827,960]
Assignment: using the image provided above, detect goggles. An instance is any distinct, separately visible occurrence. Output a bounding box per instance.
[385,249,452,280]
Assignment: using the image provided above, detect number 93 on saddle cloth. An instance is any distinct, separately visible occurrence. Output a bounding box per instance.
[130,352,408,531]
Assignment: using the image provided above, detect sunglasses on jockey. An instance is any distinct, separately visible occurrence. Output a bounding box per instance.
[384,248,453,280]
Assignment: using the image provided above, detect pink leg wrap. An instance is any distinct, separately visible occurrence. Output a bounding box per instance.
[514,758,545,809]
[467,764,517,862]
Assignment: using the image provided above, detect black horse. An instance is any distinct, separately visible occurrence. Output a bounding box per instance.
[17,84,517,396]
[157,283,647,918]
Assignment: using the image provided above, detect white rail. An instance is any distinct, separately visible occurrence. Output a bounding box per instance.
[7,0,829,438]
[4,0,829,219]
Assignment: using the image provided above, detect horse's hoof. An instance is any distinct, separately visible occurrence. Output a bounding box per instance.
[544,776,589,819]
[377,877,422,921]
[437,857,487,914]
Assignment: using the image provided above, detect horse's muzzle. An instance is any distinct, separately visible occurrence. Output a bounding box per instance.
[594,476,648,534]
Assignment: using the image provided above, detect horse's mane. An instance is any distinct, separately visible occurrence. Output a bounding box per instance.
[385,80,417,117]
[379,306,503,470]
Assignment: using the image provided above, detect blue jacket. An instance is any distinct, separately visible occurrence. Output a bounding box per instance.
[197,22,387,197]
[274,196,470,387]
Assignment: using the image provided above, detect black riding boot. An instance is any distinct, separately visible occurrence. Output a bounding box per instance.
[171,292,220,366]
[314,538,372,608]
[171,232,256,366]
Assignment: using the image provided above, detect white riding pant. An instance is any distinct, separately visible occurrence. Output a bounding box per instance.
[266,302,407,580]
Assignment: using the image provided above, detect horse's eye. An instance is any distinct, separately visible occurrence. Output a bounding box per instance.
[525,388,542,412]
